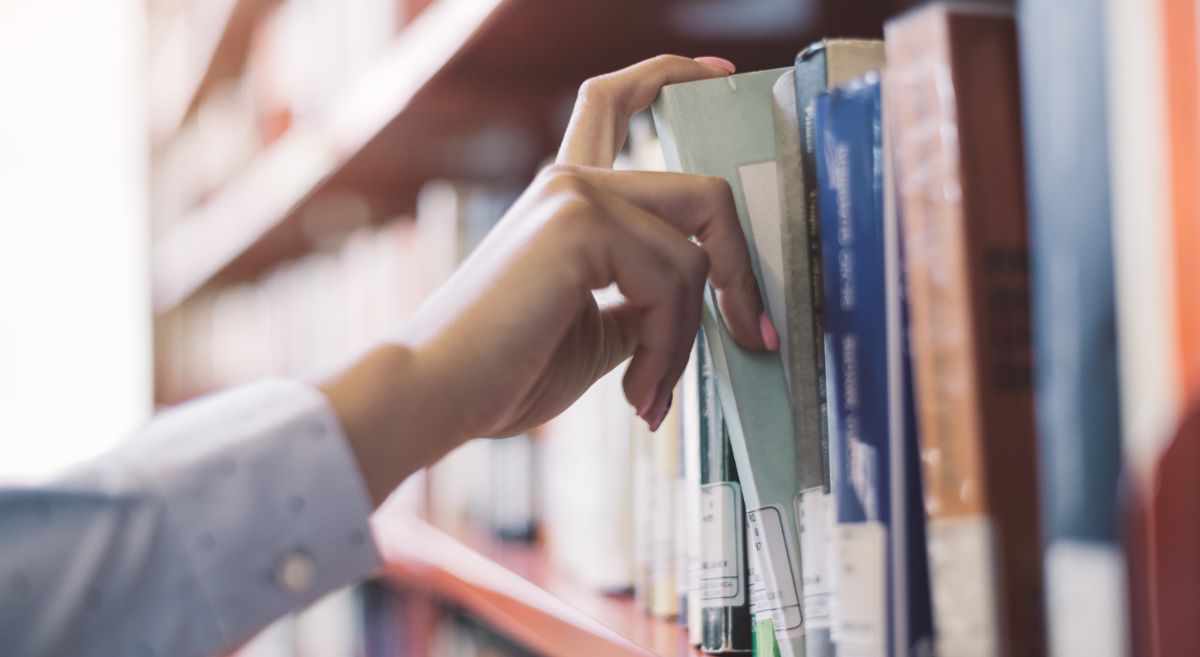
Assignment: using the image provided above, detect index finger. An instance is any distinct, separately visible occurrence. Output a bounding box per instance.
[557,55,735,168]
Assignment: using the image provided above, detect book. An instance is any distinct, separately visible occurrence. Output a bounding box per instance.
[784,41,885,655]
[682,343,705,644]
[881,71,936,657]
[814,72,933,657]
[885,4,1044,657]
[652,68,806,657]
[684,332,754,652]
[813,75,889,657]
[1017,0,1128,654]
[1106,0,1200,652]
[1138,401,1200,655]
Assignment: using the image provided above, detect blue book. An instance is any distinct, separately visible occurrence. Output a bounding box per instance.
[814,74,891,657]
[814,73,937,657]
[1018,0,1127,654]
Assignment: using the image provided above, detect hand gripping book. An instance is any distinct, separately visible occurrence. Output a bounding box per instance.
[653,68,807,657]
[1017,0,1128,654]
[885,4,1044,657]
[776,40,885,657]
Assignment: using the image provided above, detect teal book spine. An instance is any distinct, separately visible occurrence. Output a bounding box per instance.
[653,69,806,657]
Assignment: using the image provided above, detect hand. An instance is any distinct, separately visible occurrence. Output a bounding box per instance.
[320,55,777,506]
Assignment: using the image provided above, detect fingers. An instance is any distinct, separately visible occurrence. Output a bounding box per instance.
[545,166,769,351]
[557,54,735,168]
[543,173,707,427]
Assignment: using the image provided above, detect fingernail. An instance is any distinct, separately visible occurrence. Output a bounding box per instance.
[694,56,736,74]
[637,390,658,419]
[759,312,780,351]
[650,392,673,432]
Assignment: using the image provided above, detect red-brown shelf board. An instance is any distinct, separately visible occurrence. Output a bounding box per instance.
[373,511,704,657]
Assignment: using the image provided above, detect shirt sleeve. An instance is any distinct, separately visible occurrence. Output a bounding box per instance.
[0,379,384,657]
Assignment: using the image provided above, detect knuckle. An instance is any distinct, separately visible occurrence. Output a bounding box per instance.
[702,175,734,203]
[687,247,711,280]
[577,75,613,104]
[577,74,629,115]
[538,164,590,197]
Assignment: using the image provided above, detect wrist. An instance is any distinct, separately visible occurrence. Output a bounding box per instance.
[318,342,464,507]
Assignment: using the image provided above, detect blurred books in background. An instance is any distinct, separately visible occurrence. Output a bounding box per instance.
[150,0,1200,656]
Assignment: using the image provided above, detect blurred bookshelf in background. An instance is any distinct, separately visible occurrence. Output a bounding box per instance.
[146,0,1200,656]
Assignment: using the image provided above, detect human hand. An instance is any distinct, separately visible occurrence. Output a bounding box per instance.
[322,55,778,505]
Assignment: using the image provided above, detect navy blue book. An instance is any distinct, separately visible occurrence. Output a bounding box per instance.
[1018,0,1127,654]
[814,74,892,657]
[815,72,936,657]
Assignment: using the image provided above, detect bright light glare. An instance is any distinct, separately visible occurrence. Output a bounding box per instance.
[0,0,152,481]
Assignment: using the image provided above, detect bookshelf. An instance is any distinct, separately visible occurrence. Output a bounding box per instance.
[148,0,275,142]
[376,510,700,657]
[149,0,894,313]
[149,1,926,656]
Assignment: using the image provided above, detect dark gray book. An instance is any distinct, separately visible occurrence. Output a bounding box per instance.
[1018,0,1127,654]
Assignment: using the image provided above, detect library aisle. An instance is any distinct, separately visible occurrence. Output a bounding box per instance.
[4,0,1200,656]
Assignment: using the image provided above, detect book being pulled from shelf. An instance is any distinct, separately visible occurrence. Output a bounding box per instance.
[653,66,809,657]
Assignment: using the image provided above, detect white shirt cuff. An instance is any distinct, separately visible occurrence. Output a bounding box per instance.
[125,378,383,646]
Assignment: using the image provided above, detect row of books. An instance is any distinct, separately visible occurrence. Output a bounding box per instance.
[612,1,1198,656]
[155,1,1200,655]
[149,0,432,232]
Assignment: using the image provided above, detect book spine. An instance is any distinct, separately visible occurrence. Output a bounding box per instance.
[653,77,806,657]
[774,67,834,657]
[882,70,935,657]
[1017,0,1128,655]
[814,76,890,657]
[696,332,754,653]
[682,340,705,645]
[886,6,1044,657]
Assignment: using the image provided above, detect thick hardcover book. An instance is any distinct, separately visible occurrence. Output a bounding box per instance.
[653,68,807,657]
[1016,0,1128,655]
[787,42,885,653]
[885,4,1044,657]
[806,72,940,657]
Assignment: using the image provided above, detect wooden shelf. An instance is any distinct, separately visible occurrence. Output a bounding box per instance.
[151,0,895,312]
[374,512,701,657]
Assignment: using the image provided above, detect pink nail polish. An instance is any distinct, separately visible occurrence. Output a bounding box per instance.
[694,56,736,74]
[650,393,673,432]
[637,390,658,418]
[759,312,780,351]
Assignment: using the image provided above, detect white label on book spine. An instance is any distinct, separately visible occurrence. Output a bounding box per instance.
[1046,540,1128,657]
[699,482,746,607]
[927,516,1002,657]
[796,487,833,630]
[834,522,887,657]
[747,503,804,638]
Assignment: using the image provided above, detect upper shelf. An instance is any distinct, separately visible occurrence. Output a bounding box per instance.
[374,511,700,657]
[151,0,893,313]
[148,0,274,143]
